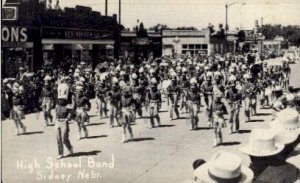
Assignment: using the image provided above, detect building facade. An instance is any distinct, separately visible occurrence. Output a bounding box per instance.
[1,0,122,77]
[162,29,210,56]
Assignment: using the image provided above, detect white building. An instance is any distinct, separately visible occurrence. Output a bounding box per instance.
[162,29,210,56]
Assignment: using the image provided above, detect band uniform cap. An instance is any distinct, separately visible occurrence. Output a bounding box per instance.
[44,75,52,81]
[228,75,237,82]
[239,129,284,157]
[194,151,254,183]
[190,78,197,84]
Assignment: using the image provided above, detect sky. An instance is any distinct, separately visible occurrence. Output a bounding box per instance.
[50,0,300,30]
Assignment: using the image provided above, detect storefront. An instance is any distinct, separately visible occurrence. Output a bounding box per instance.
[120,30,162,64]
[162,29,210,56]
[1,0,122,77]
[41,27,115,68]
[1,26,39,77]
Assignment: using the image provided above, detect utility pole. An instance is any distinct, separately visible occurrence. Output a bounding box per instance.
[105,0,108,16]
[261,17,263,54]
[119,0,121,24]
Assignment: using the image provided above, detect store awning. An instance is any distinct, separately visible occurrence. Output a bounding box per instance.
[42,39,115,45]
[64,44,84,50]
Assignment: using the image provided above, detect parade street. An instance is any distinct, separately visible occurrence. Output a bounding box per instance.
[1,59,300,183]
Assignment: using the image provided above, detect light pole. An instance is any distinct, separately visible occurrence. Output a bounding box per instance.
[225,2,246,35]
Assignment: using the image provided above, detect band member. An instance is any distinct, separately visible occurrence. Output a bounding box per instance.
[11,82,26,135]
[95,79,108,118]
[56,82,73,159]
[74,82,91,139]
[107,81,122,127]
[201,72,214,126]
[271,86,286,119]
[167,74,181,120]
[146,78,162,128]
[242,74,257,122]
[179,67,190,113]
[187,80,201,130]
[41,75,54,126]
[212,95,227,147]
[226,77,242,134]
[130,73,143,119]
[120,85,134,143]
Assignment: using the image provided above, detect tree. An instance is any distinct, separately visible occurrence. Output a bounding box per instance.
[149,24,169,31]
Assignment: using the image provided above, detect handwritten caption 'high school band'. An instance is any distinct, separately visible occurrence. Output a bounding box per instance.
[16,154,115,182]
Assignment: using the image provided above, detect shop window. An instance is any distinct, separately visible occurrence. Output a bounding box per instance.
[182,50,187,54]
[189,44,195,49]
[182,44,188,49]
[195,44,201,49]
[202,44,208,49]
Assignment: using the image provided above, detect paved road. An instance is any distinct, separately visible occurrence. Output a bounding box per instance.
[1,60,300,183]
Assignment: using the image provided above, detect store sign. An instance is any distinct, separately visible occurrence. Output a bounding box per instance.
[2,7,18,21]
[132,38,151,45]
[42,27,113,40]
[1,27,28,42]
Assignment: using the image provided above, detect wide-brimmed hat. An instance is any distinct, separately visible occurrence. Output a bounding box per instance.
[264,126,298,145]
[194,151,254,183]
[270,108,300,133]
[239,129,284,157]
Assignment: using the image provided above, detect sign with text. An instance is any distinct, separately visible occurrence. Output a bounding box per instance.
[2,7,18,21]
[41,27,114,40]
[1,27,28,42]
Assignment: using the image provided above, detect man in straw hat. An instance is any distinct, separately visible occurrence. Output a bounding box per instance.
[11,82,27,135]
[55,82,74,159]
[239,129,285,177]
[271,86,286,119]
[194,151,254,183]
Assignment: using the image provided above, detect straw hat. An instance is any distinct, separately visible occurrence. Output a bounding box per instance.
[239,129,284,157]
[270,108,300,133]
[194,151,254,183]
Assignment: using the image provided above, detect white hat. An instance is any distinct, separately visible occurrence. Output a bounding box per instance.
[239,129,284,157]
[150,78,157,84]
[194,151,254,183]
[79,77,85,82]
[112,77,119,83]
[120,71,126,76]
[270,108,300,133]
[3,78,8,83]
[139,67,144,73]
[149,68,155,74]
[228,75,237,82]
[57,83,69,100]
[132,73,137,79]
[44,75,52,81]
[190,78,197,84]
[74,72,80,77]
[243,74,251,80]
[182,67,187,72]
[75,68,80,73]
[286,93,295,102]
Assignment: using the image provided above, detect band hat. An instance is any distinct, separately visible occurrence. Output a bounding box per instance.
[239,129,284,157]
[194,151,254,183]
[270,108,300,134]
[273,86,283,92]
[44,75,52,81]
[3,78,8,83]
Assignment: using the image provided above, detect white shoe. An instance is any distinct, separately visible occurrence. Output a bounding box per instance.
[57,155,63,159]
[15,129,20,136]
[121,135,126,143]
[22,126,26,134]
